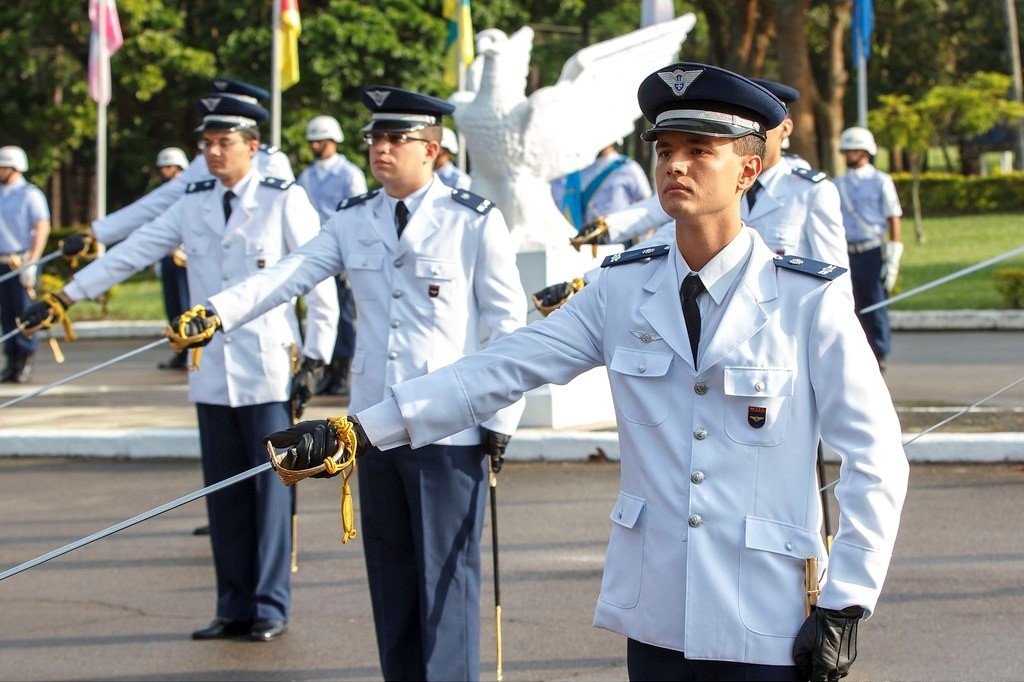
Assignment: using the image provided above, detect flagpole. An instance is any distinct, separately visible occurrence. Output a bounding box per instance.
[857,52,868,128]
[271,0,282,148]
[96,0,108,219]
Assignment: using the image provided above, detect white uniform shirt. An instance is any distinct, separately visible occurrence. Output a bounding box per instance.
[209,175,527,444]
[553,154,653,225]
[65,169,338,408]
[358,227,908,665]
[93,145,294,244]
[436,161,472,191]
[296,153,367,224]
[740,161,850,268]
[834,164,903,243]
[0,178,49,254]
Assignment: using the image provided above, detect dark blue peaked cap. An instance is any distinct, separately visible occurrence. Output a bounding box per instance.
[638,62,786,141]
[360,86,455,133]
[212,77,270,102]
[751,78,800,106]
[194,93,269,132]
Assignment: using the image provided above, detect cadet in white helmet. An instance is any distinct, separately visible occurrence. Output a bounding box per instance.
[154,147,193,370]
[834,126,903,371]
[295,114,367,396]
[0,146,50,383]
[434,127,472,190]
[155,147,190,182]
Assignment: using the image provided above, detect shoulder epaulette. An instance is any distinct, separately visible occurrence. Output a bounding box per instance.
[260,176,294,191]
[450,189,494,214]
[601,244,672,268]
[791,167,827,183]
[259,143,281,155]
[185,179,216,194]
[338,189,379,210]
[773,254,846,280]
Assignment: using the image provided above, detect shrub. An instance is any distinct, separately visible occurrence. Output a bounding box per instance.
[891,172,1024,214]
[993,268,1024,308]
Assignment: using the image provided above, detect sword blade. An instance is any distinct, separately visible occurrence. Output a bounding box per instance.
[0,338,167,410]
[0,462,273,582]
[859,243,1024,314]
[0,251,62,285]
[0,328,21,345]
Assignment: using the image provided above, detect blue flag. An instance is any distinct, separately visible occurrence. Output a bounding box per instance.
[852,0,873,63]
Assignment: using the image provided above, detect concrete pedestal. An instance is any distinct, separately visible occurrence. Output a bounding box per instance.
[514,245,622,428]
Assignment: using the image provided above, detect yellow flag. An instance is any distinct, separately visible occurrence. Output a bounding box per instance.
[279,0,301,91]
[443,0,474,89]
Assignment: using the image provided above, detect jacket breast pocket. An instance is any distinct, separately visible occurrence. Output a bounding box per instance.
[598,491,646,609]
[415,257,459,281]
[346,253,384,301]
[245,239,281,270]
[723,366,793,446]
[608,348,673,426]
[738,516,824,637]
[185,235,211,258]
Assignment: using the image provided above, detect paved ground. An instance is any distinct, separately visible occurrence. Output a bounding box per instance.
[2,330,1024,433]
[2,460,1024,681]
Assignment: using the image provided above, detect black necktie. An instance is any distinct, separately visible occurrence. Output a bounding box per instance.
[223,190,235,224]
[680,274,705,367]
[746,180,763,211]
[395,201,409,238]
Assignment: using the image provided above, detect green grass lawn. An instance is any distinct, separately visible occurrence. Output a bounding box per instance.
[896,212,1024,310]
[48,212,1024,320]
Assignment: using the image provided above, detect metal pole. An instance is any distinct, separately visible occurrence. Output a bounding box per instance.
[0,462,274,582]
[1004,0,1024,170]
[859,243,1024,314]
[488,459,504,682]
[271,0,282,148]
[816,442,833,553]
[0,251,63,286]
[857,52,868,129]
[96,0,108,219]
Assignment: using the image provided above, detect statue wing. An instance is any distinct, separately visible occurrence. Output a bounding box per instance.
[524,14,697,182]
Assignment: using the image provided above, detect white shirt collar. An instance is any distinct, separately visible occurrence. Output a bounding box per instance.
[674,227,753,305]
[850,163,877,179]
[218,168,256,196]
[382,176,434,218]
[755,160,788,193]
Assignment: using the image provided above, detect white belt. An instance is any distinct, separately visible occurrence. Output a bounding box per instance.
[847,237,883,254]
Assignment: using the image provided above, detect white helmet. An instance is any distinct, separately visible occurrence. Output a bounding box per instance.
[0,146,28,172]
[156,147,190,169]
[306,115,344,143]
[839,126,878,156]
[440,127,459,154]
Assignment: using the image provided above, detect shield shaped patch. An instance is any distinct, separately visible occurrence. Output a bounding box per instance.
[747,406,767,428]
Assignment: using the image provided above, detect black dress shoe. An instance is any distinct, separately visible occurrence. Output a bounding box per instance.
[250,619,287,642]
[192,524,210,536]
[191,618,253,640]
[158,351,188,370]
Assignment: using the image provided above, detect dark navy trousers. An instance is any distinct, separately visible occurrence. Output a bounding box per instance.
[627,640,799,681]
[359,442,487,681]
[196,401,292,623]
[333,275,356,360]
[0,263,36,357]
[849,246,891,359]
[159,255,190,321]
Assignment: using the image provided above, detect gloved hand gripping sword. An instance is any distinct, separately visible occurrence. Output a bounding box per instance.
[569,216,610,257]
[531,278,586,317]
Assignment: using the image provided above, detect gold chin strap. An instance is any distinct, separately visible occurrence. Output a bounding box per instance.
[165,305,219,371]
[267,416,359,544]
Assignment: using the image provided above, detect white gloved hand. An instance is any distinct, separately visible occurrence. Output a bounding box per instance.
[882,241,903,292]
[18,263,37,290]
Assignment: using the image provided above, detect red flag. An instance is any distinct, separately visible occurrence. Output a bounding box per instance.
[88,0,124,105]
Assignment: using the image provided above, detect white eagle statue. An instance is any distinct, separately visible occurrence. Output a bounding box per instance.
[451,14,697,251]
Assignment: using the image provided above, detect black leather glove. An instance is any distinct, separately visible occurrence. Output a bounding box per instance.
[793,605,864,682]
[167,307,220,351]
[568,217,609,250]
[481,427,511,475]
[60,232,92,258]
[290,357,326,420]
[17,296,69,332]
[531,278,585,317]
[264,419,342,479]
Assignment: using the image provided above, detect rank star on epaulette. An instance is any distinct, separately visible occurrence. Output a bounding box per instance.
[792,166,827,183]
[773,254,847,280]
[260,177,293,190]
[338,189,380,210]
[186,179,216,194]
[601,244,672,268]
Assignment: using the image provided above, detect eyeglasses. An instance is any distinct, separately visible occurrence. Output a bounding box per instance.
[362,132,430,146]
[198,137,243,152]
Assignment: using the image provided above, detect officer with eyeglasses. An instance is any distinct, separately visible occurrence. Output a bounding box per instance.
[150,86,527,680]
